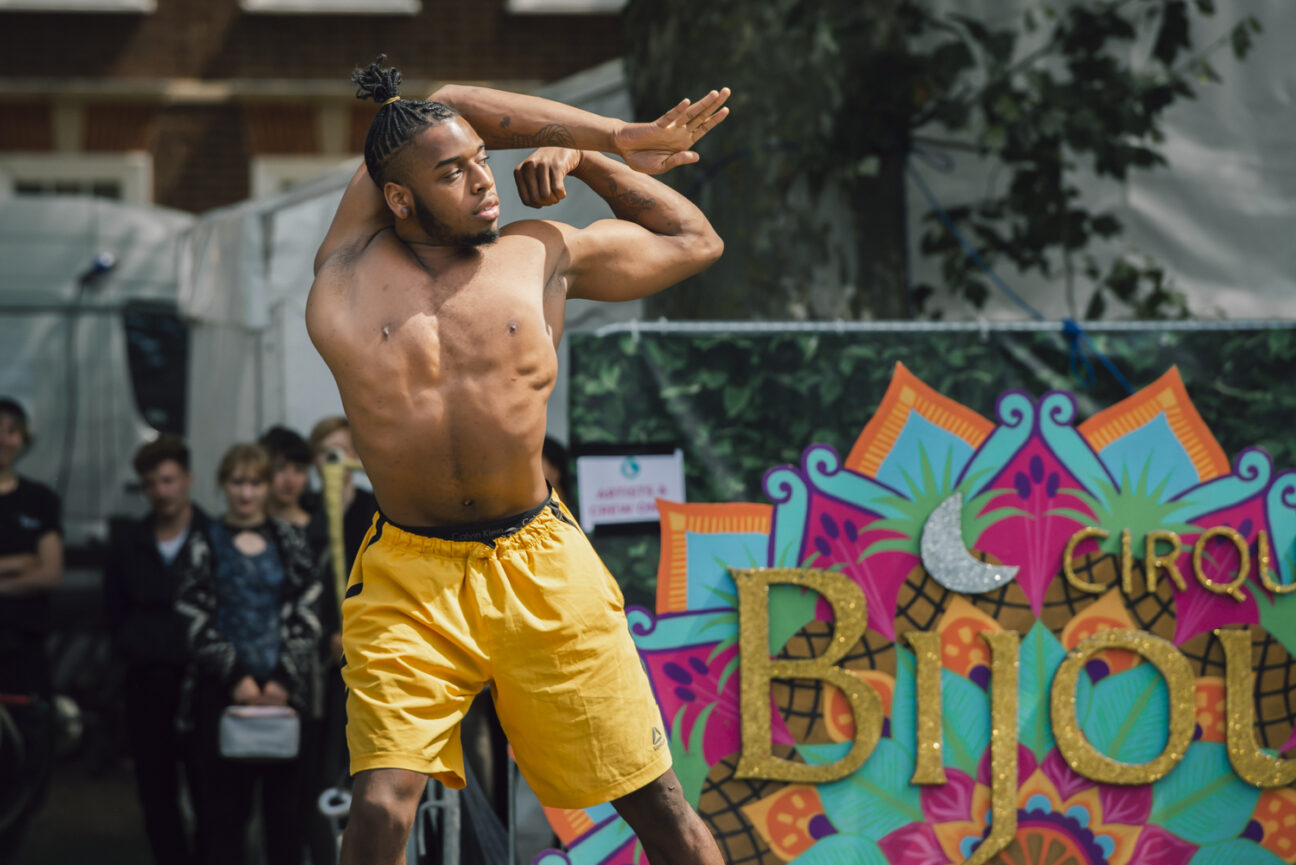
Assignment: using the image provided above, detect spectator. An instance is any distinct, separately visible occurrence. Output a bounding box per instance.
[176,443,322,865]
[258,426,315,530]
[304,416,377,864]
[0,397,63,863]
[541,436,573,506]
[103,435,204,865]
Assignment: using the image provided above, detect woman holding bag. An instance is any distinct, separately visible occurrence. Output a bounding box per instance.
[176,442,322,865]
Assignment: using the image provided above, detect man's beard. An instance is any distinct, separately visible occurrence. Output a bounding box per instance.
[414,195,499,249]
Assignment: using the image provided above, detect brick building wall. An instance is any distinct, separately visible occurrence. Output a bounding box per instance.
[0,0,623,211]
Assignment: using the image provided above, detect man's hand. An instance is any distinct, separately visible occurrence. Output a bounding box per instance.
[515,148,584,208]
[612,88,731,175]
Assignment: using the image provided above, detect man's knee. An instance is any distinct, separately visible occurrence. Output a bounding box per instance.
[349,769,427,838]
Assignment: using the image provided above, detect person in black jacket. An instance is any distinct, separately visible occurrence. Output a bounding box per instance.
[103,434,205,865]
[175,443,322,865]
[0,397,63,864]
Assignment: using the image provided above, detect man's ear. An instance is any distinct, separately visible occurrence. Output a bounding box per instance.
[383,182,412,220]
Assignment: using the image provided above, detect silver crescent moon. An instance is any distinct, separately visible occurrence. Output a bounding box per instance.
[920,492,1019,594]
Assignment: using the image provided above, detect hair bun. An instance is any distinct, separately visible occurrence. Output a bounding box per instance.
[351,54,402,105]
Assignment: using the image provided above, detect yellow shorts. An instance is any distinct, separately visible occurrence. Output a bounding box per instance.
[340,494,672,808]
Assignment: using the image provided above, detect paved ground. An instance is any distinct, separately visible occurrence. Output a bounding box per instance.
[17,756,151,865]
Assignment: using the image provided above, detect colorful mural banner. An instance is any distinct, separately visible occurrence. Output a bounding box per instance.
[544,356,1296,865]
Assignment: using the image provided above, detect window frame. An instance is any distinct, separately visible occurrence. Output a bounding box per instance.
[0,152,153,204]
[239,0,418,13]
[0,0,154,11]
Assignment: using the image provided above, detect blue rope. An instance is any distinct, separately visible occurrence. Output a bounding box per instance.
[906,161,1135,394]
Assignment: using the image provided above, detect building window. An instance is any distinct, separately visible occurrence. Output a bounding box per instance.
[240,0,418,13]
[0,0,154,11]
[250,155,357,199]
[0,153,152,204]
[505,0,625,11]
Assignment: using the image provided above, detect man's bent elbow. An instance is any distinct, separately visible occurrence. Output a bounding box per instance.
[692,229,724,270]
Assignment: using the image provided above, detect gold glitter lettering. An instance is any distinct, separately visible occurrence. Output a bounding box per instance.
[1063,527,1109,594]
[1257,530,1295,595]
[965,631,1020,865]
[1144,530,1189,593]
[1052,629,1194,784]
[734,568,882,782]
[1218,628,1296,787]
[1193,526,1250,602]
[902,631,945,785]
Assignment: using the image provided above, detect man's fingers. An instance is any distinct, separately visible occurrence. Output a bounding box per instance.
[549,166,567,201]
[657,97,692,127]
[696,105,730,136]
[684,87,730,126]
[662,150,700,172]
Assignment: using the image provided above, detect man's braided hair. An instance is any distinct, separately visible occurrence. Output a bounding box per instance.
[351,55,457,186]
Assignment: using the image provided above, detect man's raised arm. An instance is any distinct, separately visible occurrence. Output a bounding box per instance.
[431,84,729,175]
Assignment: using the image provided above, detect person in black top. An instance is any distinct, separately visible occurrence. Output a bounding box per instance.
[0,396,63,863]
[102,435,205,865]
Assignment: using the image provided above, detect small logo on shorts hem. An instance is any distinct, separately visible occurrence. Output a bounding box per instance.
[651,727,665,750]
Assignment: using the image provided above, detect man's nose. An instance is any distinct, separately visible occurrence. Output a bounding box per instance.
[471,161,493,192]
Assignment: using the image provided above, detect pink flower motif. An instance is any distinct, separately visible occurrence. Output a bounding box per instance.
[1126,824,1198,865]
[975,441,1088,615]
[921,768,976,823]
[1097,782,1153,826]
[1041,747,1095,802]
[877,822,951,865]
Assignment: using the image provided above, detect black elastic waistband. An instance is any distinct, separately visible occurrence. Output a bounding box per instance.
[379,490,555,548]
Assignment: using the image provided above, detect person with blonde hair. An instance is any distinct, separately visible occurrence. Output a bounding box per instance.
[175,443,322,865]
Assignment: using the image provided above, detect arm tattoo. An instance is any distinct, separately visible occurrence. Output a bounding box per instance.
[606,178,656,220]
[496,122,575,149]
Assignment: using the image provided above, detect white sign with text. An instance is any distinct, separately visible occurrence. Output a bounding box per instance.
[576,450,685,530]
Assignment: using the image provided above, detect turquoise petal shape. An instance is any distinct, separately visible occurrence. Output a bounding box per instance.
[1171,448,1272,523]
[1266,470,1296,588]
[793,835,889,865]
[767,466,810,567]
[1018,622,1066,761]
[963,392,1035,497]
[1082,663,1170,764]
[1188,839,1287,865]
[942,668,990,776]
[805,739,923,843]
[889,646,917,757]
[804,446,907,519]
[1150,743,1261,844]
[1039,391,1113,500]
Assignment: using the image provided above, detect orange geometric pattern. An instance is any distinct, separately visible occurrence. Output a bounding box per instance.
[1060,589,1143,677]
[845,362,995,478]
[740,785,829,862]
[655,499,773,614]
[935,596,1005,677]
[1077,366,1230,483]
[542,805,597,846]
[1193,677,1228,744]
[822,670,895,743]
[1252,786,1296,862]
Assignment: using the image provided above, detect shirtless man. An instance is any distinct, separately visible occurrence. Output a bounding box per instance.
[306,58,728,865]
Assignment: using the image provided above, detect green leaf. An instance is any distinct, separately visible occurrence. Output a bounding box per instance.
[1189,840,1287,865]
[805,739,922,841]
[1082,663,1170,763]
[1150,743,1261,843]
[791,834,888,865]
